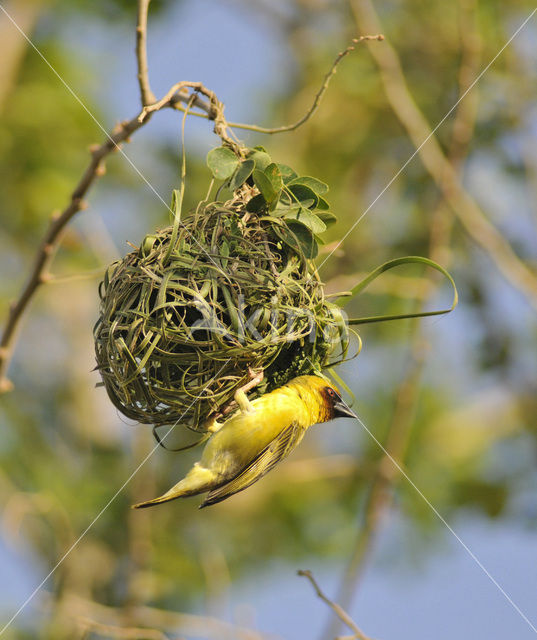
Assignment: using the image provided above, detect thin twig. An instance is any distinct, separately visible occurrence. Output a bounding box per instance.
[140,80,243,154]
[143,83,216,119]
[0,54,225,392]
[297,570,373,640]
[136,0,156,106]
[226,35,384,134]
[169,35,384,135]
[350,0,537,313]
[0,113,145,393]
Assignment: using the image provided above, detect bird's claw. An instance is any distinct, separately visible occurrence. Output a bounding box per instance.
[235,368,264,414]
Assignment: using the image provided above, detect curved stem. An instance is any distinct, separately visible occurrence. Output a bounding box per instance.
[227,35,384,135]
[171,35,385,135]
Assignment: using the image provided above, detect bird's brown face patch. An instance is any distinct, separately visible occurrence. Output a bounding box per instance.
[319,386,341,422]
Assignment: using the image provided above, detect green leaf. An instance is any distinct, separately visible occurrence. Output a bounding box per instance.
[163,187,184,265]
[336,256,458,323]
[247,148,272,171]
[278,164,298,184]
[245,193,267,213]
[317,211,337,227]
[139,234,157,258]
[283,207,327,234]
[229,158,255,191]
[287,184,319,209]
[272,202,294,216]
[253,169,278,204]
[287,221,318,259]
[170,188,182,220]
[207,147,240,180]
[316,196,330,210]
[264,163,283,193]
[220,238,230,268]
[289,176,329,195]
[274,221,318,259]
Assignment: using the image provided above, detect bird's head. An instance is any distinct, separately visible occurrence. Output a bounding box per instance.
[289,375,357,424]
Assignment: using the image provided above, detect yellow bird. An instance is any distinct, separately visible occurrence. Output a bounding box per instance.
[132,375,356,509]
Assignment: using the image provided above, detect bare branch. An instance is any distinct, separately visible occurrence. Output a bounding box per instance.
[298,570,374,640]
[139,81,243,154]
[0,111,149,393]
[167,35,384,136]
[139,82,216,121]
[226,35,384,135]
[136,0,156,106]
[0,79,236,392]
[350,0,537,313]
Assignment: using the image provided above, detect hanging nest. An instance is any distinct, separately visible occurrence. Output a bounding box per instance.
[94,146,458,432]
[94,148,352,432]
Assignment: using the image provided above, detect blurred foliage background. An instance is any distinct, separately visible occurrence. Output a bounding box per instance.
[1,0,537,638]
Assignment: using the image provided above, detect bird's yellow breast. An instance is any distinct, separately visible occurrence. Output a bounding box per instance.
[200,376,328,477]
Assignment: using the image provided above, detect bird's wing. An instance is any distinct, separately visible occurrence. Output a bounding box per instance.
[200,421,305,508]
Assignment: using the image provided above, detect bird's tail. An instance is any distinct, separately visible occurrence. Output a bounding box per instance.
[132,464,215,509]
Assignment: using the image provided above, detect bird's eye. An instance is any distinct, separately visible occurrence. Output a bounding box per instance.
[326,387,336,398]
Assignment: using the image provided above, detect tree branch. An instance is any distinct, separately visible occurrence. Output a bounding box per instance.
[350,0,537,313]
[169,35,385,136]
[0,14,381,393]
[0,63,225,393]
[297,570,373,640]
[0,113,146,393]
[227,35,384,135]
[136,0,156,106]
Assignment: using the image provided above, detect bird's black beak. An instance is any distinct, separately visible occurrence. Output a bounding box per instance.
[334,398,358,419]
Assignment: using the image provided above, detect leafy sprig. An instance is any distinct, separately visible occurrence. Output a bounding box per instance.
[206,145,458,326]
[207,146,337,259]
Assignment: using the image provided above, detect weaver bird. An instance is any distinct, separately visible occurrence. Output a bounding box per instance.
[132,374,356,509]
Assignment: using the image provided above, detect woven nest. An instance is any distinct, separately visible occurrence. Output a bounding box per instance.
[94,197,348,432]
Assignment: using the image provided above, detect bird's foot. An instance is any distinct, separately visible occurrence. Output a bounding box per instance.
[234,367,264,414]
